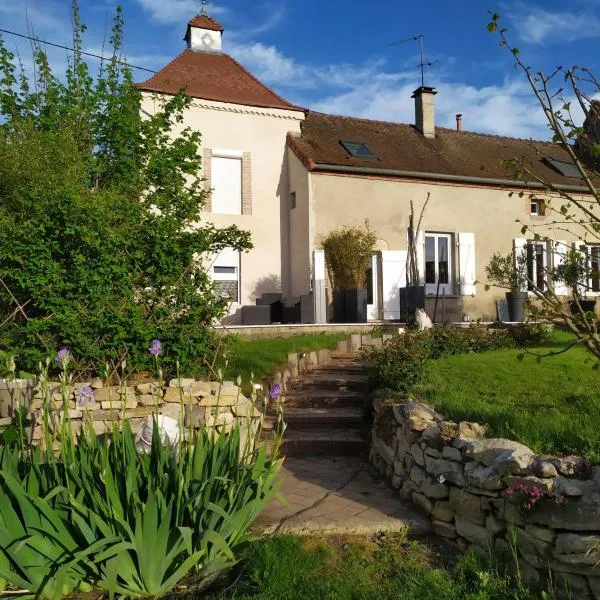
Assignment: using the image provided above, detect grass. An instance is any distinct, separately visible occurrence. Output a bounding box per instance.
[413,328,600,461]
[205,534,550,599]
[217,333,349,388]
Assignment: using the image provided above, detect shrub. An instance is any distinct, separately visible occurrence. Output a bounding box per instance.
[0,5,252,377]
[365,331,432,393]
[365,326,515,393]
[509,323,554,346]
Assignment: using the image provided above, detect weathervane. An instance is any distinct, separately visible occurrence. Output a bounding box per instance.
[200,0,208,15]
[384,33,439,87]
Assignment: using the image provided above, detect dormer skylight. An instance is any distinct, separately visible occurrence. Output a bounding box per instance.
[340,140,377,159]
[542,156,581,178]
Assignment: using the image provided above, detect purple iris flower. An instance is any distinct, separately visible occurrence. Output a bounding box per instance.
[55,347,72,364]
[77,386,95,408]
[270,383,281,401]
[148,339,162,357]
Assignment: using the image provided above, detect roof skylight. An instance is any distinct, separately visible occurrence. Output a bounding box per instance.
[340,140,377,159]
[542,156,581,178]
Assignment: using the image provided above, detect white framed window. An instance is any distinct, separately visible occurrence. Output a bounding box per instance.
[588,245,600,293]
[425,233,453,295]
[211,151,243,215]
[578,244,600,294]
[526,241,548,291]
[212,247,240,303]
[530,199,544,216]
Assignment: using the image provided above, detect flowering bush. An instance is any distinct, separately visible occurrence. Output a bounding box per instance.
[505,483,565,512]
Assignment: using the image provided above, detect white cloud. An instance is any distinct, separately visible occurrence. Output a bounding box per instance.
[510,5,600,44]
[133,0,227,25]
[226,37,554,139]
[236,3,286,38]
[313,77,554,140]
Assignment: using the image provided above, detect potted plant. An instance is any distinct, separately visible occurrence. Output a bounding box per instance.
[553,248,597,317]
[485,250,529,322]
[321,225,377,323]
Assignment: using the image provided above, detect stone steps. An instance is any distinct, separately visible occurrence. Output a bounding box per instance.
[265,350,370,456]
[270,389,365,410]
[279,429,368,456]
[264,407,364,430]
[290,373,369,392]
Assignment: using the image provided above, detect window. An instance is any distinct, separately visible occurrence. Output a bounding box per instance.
[211,153,242,214]
[290,191,297,210]
[530,199,545,216]
[542,156,581,179]
[580,244,600,293]
[589,246,600,293]
[526,242,548,291]
[425,233,453,294]
[339,140,377,159]
[212,248,240,303]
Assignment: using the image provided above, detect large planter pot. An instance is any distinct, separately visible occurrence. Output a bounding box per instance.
[332,290,346,323]
[400,285,426,324]
[506,291,528,322]
[344,288,368,323]
[568,299,597,317]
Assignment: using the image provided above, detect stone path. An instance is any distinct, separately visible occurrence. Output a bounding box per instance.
[254,456,430,535]
[255,342,429,535]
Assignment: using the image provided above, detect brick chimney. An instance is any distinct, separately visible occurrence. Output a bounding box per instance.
[412,86,437,138]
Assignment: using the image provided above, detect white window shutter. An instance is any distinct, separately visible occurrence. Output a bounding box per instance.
[458,232,476,296]
[381,250,407,320]
[573,240,587,294]
[552,240,568,296]
[211,156,242,214]
[415,230,425,286]
[513,238,527,292]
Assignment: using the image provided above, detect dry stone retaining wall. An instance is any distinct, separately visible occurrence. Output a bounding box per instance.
[17,378,263,450]
[370,394,600,598]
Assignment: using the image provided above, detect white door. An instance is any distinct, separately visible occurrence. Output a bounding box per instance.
[313,249,327,324]
[381,251,407,320]
[366,253,379,321]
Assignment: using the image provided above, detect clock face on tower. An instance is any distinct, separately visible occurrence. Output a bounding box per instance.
[201,32,215,49]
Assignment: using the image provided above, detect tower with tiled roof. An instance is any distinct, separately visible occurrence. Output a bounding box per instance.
[184,11,224,53]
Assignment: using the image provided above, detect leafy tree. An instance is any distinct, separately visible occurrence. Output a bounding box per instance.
[487,13,600,361]
[0,3,252,375]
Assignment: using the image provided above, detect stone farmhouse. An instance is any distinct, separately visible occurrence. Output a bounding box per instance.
[137,12,596,324]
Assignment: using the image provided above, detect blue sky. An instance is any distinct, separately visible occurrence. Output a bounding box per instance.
[1,0,599,139]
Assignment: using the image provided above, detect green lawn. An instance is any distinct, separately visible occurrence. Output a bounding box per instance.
[216,333,349,388]
[414,329,600,461]
[205,534,547,599]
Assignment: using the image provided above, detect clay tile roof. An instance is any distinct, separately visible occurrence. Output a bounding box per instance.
[288,111,592,189]
[187,14,224,31]
[136,50,303,112]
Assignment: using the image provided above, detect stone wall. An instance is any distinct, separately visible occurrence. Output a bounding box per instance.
[18,378,263,451]
[370,394,600,598]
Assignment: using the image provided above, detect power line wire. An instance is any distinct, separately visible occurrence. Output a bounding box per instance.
[0,27,158,74]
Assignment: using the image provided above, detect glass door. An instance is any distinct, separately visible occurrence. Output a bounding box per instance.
[425,233,452,295]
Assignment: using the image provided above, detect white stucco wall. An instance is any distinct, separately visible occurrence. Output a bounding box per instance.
[287,151,312,300]
[140,94,304,320]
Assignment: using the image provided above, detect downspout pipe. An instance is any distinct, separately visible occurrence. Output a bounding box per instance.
[310,163,592,194]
